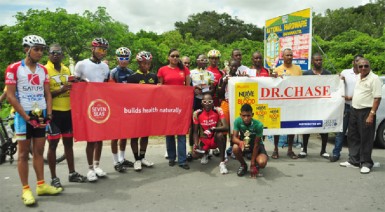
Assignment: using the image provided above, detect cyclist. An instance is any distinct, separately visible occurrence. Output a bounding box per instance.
[74,38,110,182]
[193,93,228,174]
[109,47,135,172]
[5,35,62,206]
[126,51,158,171]
[46,43,86,188]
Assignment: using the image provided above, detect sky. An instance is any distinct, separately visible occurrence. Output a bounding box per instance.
[0,0,372,34]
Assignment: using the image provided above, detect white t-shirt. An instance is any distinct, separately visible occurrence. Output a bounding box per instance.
[190,69,215,99]
[74,59,109,82]
[340,68,359,105]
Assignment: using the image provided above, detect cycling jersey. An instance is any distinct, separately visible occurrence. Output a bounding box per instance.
[206,66,224,87]
[126,70,158,84]
[74,59,109,82]
[110,66,134,83]
[5,60,49,111]
[193,107,224,138]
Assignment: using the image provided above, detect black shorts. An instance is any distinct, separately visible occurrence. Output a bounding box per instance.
[47,110,73,140]
[245,143,267,156]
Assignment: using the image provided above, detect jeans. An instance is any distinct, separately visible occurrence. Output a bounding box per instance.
[166,135,187,165]
[333,104,350,157]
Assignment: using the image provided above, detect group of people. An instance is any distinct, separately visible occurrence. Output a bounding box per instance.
[2,34,382,207]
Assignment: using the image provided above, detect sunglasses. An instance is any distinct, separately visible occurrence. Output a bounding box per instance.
[170,55,180,58]
[202,100,213,104]
[197,59,208,63]
[118,57,129,61]
[358,65,369,69]
[49,50,63,55]
[95,48,107,53]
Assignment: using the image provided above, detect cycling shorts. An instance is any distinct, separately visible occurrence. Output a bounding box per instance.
[47,110,73,140]
[14,111,46,141]
[200,137,218,151]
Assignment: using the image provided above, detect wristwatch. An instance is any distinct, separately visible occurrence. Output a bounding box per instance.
[370,110,376,115]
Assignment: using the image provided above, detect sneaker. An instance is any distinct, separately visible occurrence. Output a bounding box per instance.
[360,166,371,174]
[121,159,134,168]
[164,151,169,159]
[329,155,340,162]
[320,152,330,159]
[94,167,107,177]
[213,148,220,157]
[226,146,233,156]
[68,172,87,182]
[201,154,209,164]
[219,162,228,174]
[298,151,307,158]
[237,164,248,177]
[186,152,193,162]
[87,170,98,182]
[339,161,359,168]
[134,160,142,171]
[22,189,35,206]
[36,183,63,196]
[231,152,236,159]
[141,158,154,167]
[51,177,62,189]
[114,162,125,173]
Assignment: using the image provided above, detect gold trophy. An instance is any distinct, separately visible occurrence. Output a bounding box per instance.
[31,102,44,124]
[243,130,250,151]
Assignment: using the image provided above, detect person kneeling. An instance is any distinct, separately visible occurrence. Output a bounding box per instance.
[193,93,229,174]
[232,104,267,178]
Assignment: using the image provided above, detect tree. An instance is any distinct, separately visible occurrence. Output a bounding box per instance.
[175,11,263,43]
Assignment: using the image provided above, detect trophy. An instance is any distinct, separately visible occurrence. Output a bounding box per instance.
[199,71,210,93]
[243,130,251,151]
[31,102,44,124]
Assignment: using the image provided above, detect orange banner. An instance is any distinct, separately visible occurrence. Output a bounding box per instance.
[70,83,194,141]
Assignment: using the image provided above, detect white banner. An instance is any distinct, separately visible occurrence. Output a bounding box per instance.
[228,75,344,135]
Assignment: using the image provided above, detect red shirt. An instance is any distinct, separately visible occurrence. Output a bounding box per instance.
[193,107,225,131]
[250,66,270,77]
[157,65,190,85]
[207,66,224,86]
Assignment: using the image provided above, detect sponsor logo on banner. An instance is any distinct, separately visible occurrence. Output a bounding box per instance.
[88,99,111,124]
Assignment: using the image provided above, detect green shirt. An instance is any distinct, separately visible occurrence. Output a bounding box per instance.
[233,117,264,144]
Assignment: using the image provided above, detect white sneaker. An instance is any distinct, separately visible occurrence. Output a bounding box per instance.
[94,167,107,177]
[141,158,154,167]
[360,167,371,174]
[339,161,359,168]
[201,154,209,164]
[87,170,98,182]
[219,162,228,174]
[134,160,142,171]
[164,151,168,159]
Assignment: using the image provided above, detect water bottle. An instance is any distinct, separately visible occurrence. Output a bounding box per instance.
[5,125,13,138]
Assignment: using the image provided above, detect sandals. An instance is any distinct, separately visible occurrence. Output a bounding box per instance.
[271,151,279,159]
[287,151,298,159]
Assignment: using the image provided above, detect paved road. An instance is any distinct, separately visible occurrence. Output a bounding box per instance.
[0,135,384,212]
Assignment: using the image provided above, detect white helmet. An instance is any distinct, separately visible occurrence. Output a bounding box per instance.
[22,35,46,47]
[116,47,132,58]
[136,51,152,62]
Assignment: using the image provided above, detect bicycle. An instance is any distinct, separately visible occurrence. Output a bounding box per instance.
[0,117,66,164]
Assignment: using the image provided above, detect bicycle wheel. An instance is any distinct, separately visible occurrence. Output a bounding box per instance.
[0,133,6,164]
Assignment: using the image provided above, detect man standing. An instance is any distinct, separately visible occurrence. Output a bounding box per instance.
[109,47,135,172]
[298,53,331,159]
[46,44,86,188]
[330,54,363,162]
[5,35,62,206]
[231,49,251,76]
[181,56,191,69]
[193,93,229,174]
[340,58,382,174]
[250,51,270,77]
[74,38,110,182]
[271,48,302,159]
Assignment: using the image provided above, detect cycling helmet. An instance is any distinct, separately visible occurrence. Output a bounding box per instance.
[91,38,109,48]
[207,49,221,58]
[136,51,153,62]
[22,35,46,47]
[115,47,132,59]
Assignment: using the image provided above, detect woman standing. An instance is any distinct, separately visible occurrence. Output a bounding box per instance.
[157,49,191,169]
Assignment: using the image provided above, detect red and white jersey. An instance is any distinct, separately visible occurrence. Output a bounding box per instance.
[5,60,49,111]
[193,107,225,131]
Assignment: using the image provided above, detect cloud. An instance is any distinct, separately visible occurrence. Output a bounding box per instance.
[0,0,371,33]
